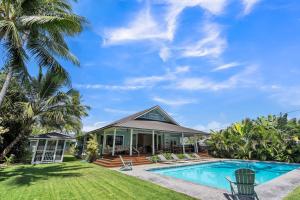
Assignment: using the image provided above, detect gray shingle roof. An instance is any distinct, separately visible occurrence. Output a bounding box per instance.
[116,120,206,135]
[29,132,74,140]
[88,105,208,135]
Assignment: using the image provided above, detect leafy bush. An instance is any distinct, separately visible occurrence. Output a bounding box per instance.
[206,114,300,163]
[177,154,185,159]
[4,154,15,165]
[86,135,99,162]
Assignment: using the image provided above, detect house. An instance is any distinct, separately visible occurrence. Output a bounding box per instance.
[29,132,74,164]
[85,105,208,156]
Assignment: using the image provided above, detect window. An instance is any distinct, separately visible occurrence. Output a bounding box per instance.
[106,135,123,146]
[138,110,168,122]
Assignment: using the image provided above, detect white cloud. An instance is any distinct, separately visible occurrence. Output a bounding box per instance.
[83,121,108,132]
[212,62,241,71]
[159,46,171,62]
[153,96,197,106]
[104,6,173,45]
[103,0,228,45]
[125,65,190,87]
[103,7,170,45]
[241,0,261,15]
[77,65,259,92]
[75,66,190,91]
[194,121,229,132]
[267,86,300,107]
[104,108,136,115]
[174,65,259,91]
[180,22,226,58]
[102,0,260,62]
[75,84,145,90]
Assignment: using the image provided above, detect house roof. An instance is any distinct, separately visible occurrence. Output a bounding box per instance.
[88,105,208,135]
[115,120,206,135]
[29,132,74,140]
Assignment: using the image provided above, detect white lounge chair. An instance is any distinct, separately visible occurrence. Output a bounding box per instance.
[192,153,210,161]
[157,154,175,164]
[192,153,202,159]
[171,153,189,163]
[119,155,133,171]
[184,153,199,162]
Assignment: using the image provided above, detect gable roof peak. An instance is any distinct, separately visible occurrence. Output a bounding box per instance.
[133,105,179,125]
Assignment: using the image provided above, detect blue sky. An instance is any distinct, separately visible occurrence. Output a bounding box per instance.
[62,0,300,132]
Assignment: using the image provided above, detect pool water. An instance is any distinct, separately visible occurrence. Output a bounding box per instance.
[150,161,300,191]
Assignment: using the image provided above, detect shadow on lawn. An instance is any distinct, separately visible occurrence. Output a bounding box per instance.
[0,161,92,187]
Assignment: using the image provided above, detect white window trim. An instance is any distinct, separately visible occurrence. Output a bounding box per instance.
[105,134,124,147]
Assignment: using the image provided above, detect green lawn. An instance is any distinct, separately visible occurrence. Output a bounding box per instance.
[0,156,194,200]
[284,187,300,200]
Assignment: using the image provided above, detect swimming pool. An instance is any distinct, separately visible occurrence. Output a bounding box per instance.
[149,161,300,191]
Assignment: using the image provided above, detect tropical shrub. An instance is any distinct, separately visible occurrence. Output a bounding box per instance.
[86,135,99,162]
[206,114,300,163]
[177,154,185,159]
[4,154,15,165]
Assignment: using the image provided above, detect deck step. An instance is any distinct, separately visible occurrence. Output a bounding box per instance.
[94,156,152,168]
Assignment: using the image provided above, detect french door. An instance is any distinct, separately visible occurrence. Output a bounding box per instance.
[33,139,66,163]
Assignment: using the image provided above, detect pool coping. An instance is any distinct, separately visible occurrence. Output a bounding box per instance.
[114,159,300,200]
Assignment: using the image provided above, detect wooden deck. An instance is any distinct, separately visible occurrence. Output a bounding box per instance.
[94,155,153,168]
[94,152,211,168]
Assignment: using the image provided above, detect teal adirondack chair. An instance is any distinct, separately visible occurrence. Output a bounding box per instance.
[226,168,259,200]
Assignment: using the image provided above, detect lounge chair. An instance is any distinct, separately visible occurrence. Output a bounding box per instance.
[119,155,133,171]
[157,154,175,164]
[192,153,202,159]
[171,153,189,163]
[184,153,199,162]
[226,168,259,200]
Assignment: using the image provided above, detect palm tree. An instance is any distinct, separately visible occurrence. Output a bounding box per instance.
[0,0,85,108]
[0,68,89,159]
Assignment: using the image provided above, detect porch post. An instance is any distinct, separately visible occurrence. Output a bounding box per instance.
[130,129,133,156]
[156,133,159,150]
[182,133,185,154]
[194,135,199,153]
[102,131,106,155]
[112,128,116,156]
[136,133,138,148]
[152,130,155,155]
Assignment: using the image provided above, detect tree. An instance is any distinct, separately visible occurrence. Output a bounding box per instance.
[0,68,89,159]
[0,0,85,108]
[0,73,29,161]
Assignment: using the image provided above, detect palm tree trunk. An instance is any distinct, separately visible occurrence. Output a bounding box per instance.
[0,66,13,108]
[0,133,22,160]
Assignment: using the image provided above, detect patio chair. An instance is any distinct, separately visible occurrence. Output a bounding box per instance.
[171,153,189,163]
[192,153,202,159]
[119,155,133,171]
[157,154,175,164]
[184,154,199,162]
[226,168,259,200]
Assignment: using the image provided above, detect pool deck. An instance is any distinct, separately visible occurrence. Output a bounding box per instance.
[114,159,300,200]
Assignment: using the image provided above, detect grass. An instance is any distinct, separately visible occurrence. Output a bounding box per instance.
[0,156,194,200]
[284,187,300,200]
